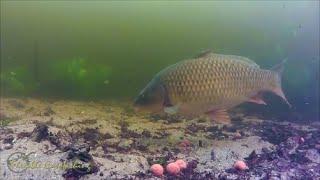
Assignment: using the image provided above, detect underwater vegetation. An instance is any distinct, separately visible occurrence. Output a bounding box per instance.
[0,67,38,95]
[1,58,112,98]
[43,57,112,98]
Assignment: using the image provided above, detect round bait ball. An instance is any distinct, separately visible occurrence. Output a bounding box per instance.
[175,159,187,169]
[166,162,180,175]
[150,164,164,176]
[233,160,248,170]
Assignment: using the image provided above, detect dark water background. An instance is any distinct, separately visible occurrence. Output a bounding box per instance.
[1,1,319,120]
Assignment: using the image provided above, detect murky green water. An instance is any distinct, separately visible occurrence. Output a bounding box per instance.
[1,1,319,119]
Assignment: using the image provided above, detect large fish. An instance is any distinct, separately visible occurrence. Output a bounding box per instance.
[134,51,290,124]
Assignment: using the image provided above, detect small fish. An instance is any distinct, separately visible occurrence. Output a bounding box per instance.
[134,51,290,124]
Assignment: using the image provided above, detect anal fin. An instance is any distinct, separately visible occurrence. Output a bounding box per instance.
[272,87,291,107]
[247,92,267,105]
[206,109,231,125]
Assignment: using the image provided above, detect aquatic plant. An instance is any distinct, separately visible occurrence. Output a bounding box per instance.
[0,67,38,96]
[0,118,14,127]
[45,57,112,97]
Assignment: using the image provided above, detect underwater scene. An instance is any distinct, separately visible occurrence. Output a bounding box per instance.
[0,1,319,179]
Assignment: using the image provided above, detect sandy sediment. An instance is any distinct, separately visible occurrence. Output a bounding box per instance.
[0,97,319,179]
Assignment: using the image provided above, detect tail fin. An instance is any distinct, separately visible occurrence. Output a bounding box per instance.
[270,59,291,107]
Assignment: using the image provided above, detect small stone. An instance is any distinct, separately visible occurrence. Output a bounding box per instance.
[199,140,203,147]
[299,137,305,143]
[3,135,14,144]
[67,144,91,162]
[211,149,216,160]
[106,147,117,153]
[91,146,104,157]
[233,132,242,139]
[3,143,13,150]
[31,123,49,142]
[104,138,120,146]
[118,139,133,151]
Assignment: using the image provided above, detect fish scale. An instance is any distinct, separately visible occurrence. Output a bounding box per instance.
[160,53,274,108]
[134,51,289,123]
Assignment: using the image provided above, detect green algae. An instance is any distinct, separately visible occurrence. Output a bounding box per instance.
[43,57,112,98]
[0,116,19,127]
[0,67,38,96]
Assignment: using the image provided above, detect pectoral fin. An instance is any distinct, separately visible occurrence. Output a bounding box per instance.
[206,109,231,124]
[247,93,267,105]
[164,104,180,115]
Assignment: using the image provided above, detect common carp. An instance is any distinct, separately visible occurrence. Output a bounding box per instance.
[134,51,290,124]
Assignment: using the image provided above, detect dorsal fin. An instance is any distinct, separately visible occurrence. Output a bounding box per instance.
[225,55,260,68]
[271,58,287,75]
[194,51,259,68]
[194,49,214,58]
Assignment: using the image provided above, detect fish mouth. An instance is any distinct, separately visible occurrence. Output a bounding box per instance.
[132,100,153,114]
[133,105,150,114]
[132,97,142,112]
[133,106,141,113]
